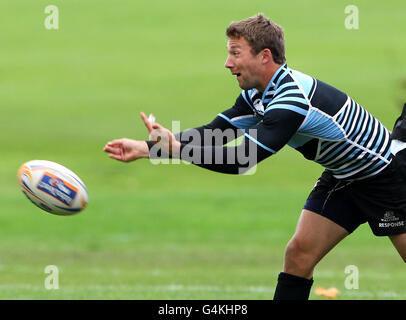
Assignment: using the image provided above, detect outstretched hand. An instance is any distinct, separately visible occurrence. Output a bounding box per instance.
[140,112,180,157]
[103,112,181,162]
[103,138,149,162]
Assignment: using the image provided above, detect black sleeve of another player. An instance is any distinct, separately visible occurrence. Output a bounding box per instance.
[179,109,305,174]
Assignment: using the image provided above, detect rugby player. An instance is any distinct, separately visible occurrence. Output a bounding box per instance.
[104,14,406,300]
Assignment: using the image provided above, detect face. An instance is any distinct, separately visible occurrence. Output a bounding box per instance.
[225,37,264,91]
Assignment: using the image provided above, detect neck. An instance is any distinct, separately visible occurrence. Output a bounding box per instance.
[257,63,283,93]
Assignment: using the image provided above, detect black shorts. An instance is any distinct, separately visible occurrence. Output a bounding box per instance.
[304,160,406,236]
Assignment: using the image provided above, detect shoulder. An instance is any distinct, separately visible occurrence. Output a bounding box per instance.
[274,67,315,98]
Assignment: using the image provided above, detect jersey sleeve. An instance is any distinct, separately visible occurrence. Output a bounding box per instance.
[179,108,306,174]
[174,92,260,146]
[147,93,258,158]
[215,92,262,131]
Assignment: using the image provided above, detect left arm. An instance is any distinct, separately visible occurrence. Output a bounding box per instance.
[103,108,305,174]
[176,108,305,174]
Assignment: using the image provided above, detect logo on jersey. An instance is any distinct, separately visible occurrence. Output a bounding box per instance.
[253,99,265,116]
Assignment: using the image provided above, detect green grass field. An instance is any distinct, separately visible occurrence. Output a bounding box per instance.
[0,0,405,299]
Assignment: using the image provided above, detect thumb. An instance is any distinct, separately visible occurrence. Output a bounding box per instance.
[152,123,164,129]
[140,112,153,134]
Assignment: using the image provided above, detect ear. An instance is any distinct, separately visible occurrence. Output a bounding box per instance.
[261,48,273,64]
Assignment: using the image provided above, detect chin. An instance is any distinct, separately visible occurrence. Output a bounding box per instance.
[239,83,255,91]
[238,79,256,91]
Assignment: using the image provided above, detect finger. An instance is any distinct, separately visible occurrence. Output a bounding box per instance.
[105,139,125,147]
[140,112,153,134]
[108,153,125,161]
[103,145,122,155]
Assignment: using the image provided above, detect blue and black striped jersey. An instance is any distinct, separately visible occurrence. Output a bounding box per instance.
[175,63,392,180]
[215,63,392,180]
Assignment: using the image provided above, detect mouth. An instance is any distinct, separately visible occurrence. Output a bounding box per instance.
[232,72,242,79]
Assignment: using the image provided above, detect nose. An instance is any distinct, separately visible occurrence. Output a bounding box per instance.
[224,55,233,69]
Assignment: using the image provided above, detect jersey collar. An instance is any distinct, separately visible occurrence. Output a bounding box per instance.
[261,63,288,101]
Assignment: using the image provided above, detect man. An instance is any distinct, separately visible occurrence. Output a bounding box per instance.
[104,14,406,300]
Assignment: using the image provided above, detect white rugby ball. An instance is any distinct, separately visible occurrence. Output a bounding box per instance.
[17,160,88,216]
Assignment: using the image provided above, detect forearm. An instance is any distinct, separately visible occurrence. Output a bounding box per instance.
[147,119,242,160]
[139,141,151,158]
[146,138,262,174]
[178,137,273,174]
[174,116,243,147]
